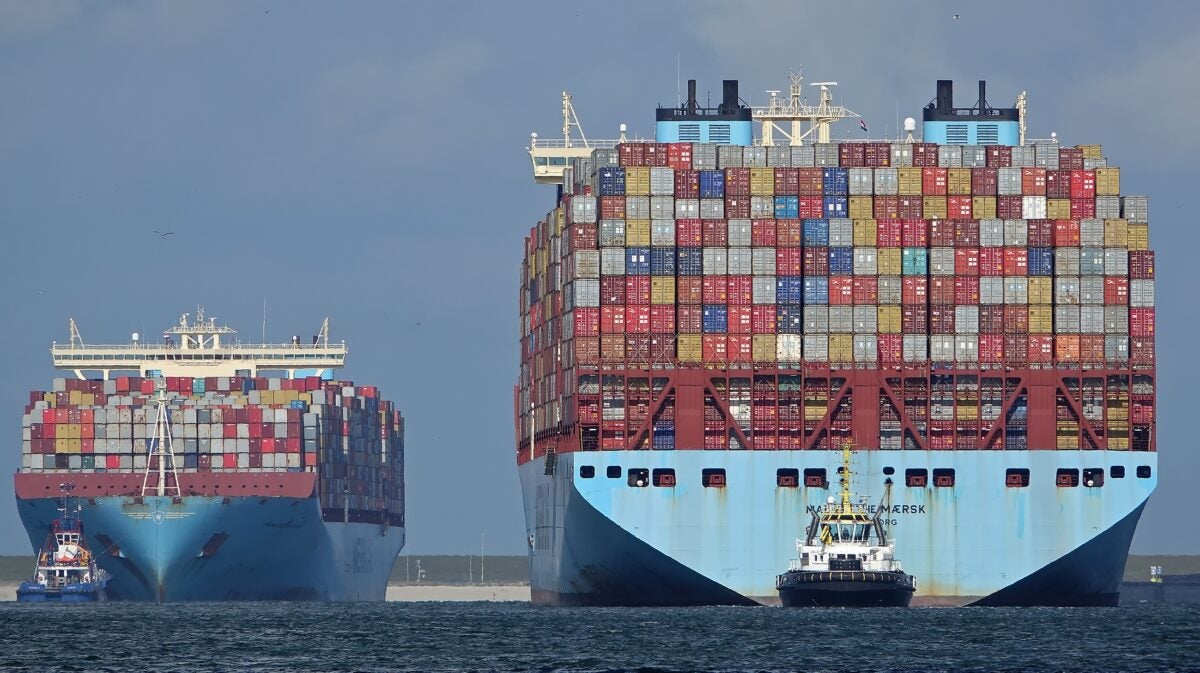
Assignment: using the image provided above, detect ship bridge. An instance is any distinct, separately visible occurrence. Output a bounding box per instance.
[528,92,624,185]
[51,309,346,380]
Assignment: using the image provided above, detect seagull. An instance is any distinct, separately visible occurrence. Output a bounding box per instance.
[153,230,175,238]
[953,13,960,19]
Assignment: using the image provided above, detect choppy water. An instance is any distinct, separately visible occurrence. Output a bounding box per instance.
[0,602,1197,673]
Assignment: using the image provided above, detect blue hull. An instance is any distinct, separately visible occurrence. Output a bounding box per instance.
[16,496,404,602]
[17,579,108,603]
[519,450,1157,606]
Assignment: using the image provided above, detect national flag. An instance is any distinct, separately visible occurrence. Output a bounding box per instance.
[859,119,869,133]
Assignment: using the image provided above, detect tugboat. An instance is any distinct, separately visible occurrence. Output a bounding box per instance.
[16,484,110,602]
[776,446,915,607]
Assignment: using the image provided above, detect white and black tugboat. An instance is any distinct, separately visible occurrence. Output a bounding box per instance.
[777,446,915,607]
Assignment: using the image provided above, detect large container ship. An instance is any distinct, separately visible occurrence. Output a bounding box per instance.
[15,310,405,601]
[516,77,1156,606]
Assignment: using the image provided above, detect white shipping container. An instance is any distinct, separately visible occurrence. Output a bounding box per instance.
[963,145,987,168]
[571,196,597,224]
[1022,196,1047,219]
[1011,145,1035,168]
[878,276,902,304]
[1034,144,1059,169]
[678,199,702,219]
[1080,248,1105,275]
[854,248,878,275]
[778,334,805,361]
[752,248,776,276]
[890,144,912,167]
[980,219,1005,247]
[955,305,979,334]
[1080,306,1105,333]
[650,220,675,247]
[804,306,828,333]
[649,167,674,196]
[1130,279,1155,307]
[874,168,898,195]
[1079,276,1104,304]
[938,145,962,168]
[576,279,600,307]
[930,247,955,275]
[854,334,879,362]
[1104,248,1129,276]
[849,168,874,196]
[718,144,743,168]
[753,276,777,304]
[800,334,826,361]
[829,219,854,246]
[767,145,790,167]
[1080,219,1105,246]
[728,219,752,246]
[955,335,979,363]
[1055,248,1081,276]
[997,168,1023,196]
[814,144,839,167]
[853,306,877,333]
[650,196,674,219]
[703,247,728,275]
[980,277,1005,305]
[1055,305,1081,333]
[750,196,774,218]
[791,145,815,168]
[1104,306,1129,333]
[574,251,600,278]
[829,306,854,333]
[600,248,625,275]
[1055,276,1080,305]
[1106,335,1130,361]
[1003,219,1028,246]
[745,146,767,167]
[727,247,753,275]
[693,144,718,170]
[1003,277,1028,304]
[930,335,956,362]
[599,219,625,246]
[1095,196,1121,219]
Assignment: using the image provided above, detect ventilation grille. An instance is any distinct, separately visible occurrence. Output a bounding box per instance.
[678,124,701,142]
[946,124,969,145]
[977,124,999,145]
[708,124,731,144]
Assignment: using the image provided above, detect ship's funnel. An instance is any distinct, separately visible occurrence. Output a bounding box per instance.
[923,79,1019,146]
[656,78,752,145]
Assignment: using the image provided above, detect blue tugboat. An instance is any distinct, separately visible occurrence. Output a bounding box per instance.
[17,485,110,603]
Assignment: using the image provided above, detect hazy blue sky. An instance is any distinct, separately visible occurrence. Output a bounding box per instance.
[1,1,1198,556]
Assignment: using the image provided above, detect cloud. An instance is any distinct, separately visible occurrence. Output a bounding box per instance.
[0,0,81,38]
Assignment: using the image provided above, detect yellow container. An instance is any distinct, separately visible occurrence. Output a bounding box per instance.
[877,248,902,275]
[67,438,82,454]
[897,168,923,196]
[923,196,947,219]
[1077,144,1102,159]
[956,404,979,421]
[878,305,901,333]
[67,424,81,439]
[68,390,82,406]
[43,393,55,405]
[1028,304,1052,332]
[972,196,997,220]
[750,167,775,195]
[1104,219,1128,247]
[553,208,564,235]
[1095,167,1120,196]
[853,219,878,246]
[1046,198,1072,219]
[625,166,651,195]
[651,276,676,304]
[947,168,972,195]
[625,218,651,247]
[804,397,828,421]
[1028,277,1053,304]
[753,334,777,362]
[677,334,702,362]
[1127,224,1149,250]
[849,196,874,220]
[829,334,854,363]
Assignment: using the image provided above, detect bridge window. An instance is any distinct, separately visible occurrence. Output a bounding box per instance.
[1056,468,1080,487]
[776,468,799,488]
[652,468,676,487]
[933,468,955,487]
[579,465,595,479]
[1137,465,1152,479]
[702,468,726,488]
[1083,468,1104,488]
[535,157,548,166]
[627,468,649,487]
[1110,465,1126,479]
[905,468,928,487]
[606,466,621,479]
[1005,468,1030,487]
[803,468,827,488]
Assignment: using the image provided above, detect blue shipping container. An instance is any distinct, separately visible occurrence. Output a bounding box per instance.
[823,195,848,217]
[626,247,651,275]
[598,167,626,196]
[902,248,928,275]
[829,247,854,275]
[677,247,703,276]
[699,170,725,198]
[776,276,804,304]
[703,305,728,333]
[804,277,829,304]
[650,247,676,275]
[803,219,830,247]
[777,304,804,334]
[774,195,799,219]
[823,167,849,195]
[1028,247,1054,276]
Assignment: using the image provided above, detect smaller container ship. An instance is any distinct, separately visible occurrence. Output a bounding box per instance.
[776,447,915,607]
[17,485,110,602]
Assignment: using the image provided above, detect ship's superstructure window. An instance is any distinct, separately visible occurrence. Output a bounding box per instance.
[777,468,799,488]
[702,468,727,488]
[1005,468,1030,487]
[1082,468,1104,488]
[1110,465,1126,479]
[933,468,955,487]
[905,468,928,487]
[803,468,827,488]
[627,468,649,487]
[652,468,676,487]
[606,466,622,479]
[579,465,595,479]
[1056,468,1080,487]
[1136,465,1152,478]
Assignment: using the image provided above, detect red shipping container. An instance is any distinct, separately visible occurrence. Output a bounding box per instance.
[1003,334,1027,362]
[930,220,955,246]
[902,305,928,333]
[898,197,923,219]
[852,277,878,304]
[1027,219,1054,247]
[979,248,1003,276]
[954,276,981,304]
[902,277,928,304]
[599,195,626,219]
[798,168,824,196]
[702,334,728,363]
[921,167,948,195]
[839,143,865,167]
[1129,251,1155,279]
[1131,308,1155,337]
[674,169,699,198]
[728,306,753,334]
[81,439,93,453]
[878,334,903,364]
[626,334,651,362]
[728,276,753,305]
[650,335,675,361]
[930,304,955,333]
[1104,277,1129,305]
[901,219,928,247]
[777,219,803,246]
[728,335,753,363]
[600,306,626,333]
[678,306,703,333]
[1021,167,1047,196]
[646,143,669,167]
[1046,169,1071,199]
[106,455,121,470]
[575,337,599,366]
[676,218,702,246]
[930,278,955,304]
[1070,170,1096,199]
[625,275,651,305]
[955,248,980,276]
[996,195,1023,219]
[667,143,693,169]
[677,277,703,304]
[777,247,803,275]
[1054,219,1081,247]
[1003,306,1029,333]
[1081,334,1107,363]
[702,219,728,246]
[1070,198,1096,219]
[752,305,777,333]
[248,406,263,424]
[954,220,980,246]
[725,168,750,195]
[802,248,828,275]
[947,196,973,218]
[1003,247,1028,276]
[971,167,998,195]
[865,142,891,167]
[619,143,646,167]
[829,277,854,305]
[774,168,799,195]
[626,306,651,334]
[1130,337,1155,365]
[702,275,729,304]
[877,219,902,246]
[874,195,900,219]
[725,195,750,218]
[986,145,1012,168]
[913,143,938,167]
[979,334,1004,363]
[798,196,824,219]
[1028,335,1053,363]
[600,277,625,305]
[752,219,777,246]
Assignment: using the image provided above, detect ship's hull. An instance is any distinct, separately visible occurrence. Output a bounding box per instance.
[519,450,1156,606]
[777,570,914,607]
[16,495,404,601]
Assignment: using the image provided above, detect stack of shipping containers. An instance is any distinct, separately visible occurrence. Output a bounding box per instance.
[519,139,1153,456]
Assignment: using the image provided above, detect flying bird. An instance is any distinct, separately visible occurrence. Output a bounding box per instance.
[153,230,175,238]
[953,13,960,19]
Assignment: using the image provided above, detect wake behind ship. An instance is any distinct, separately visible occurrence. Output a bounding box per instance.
[516,77,1157,606]
[15,310,405,601]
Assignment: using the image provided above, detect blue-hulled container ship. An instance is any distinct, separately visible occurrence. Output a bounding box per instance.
[517,77,1157,606]
[15,310,405,601]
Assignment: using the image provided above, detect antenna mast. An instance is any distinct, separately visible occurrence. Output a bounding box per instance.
[68,319,84,349]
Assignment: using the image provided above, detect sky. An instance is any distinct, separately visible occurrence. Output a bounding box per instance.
[1,0,1198,556]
